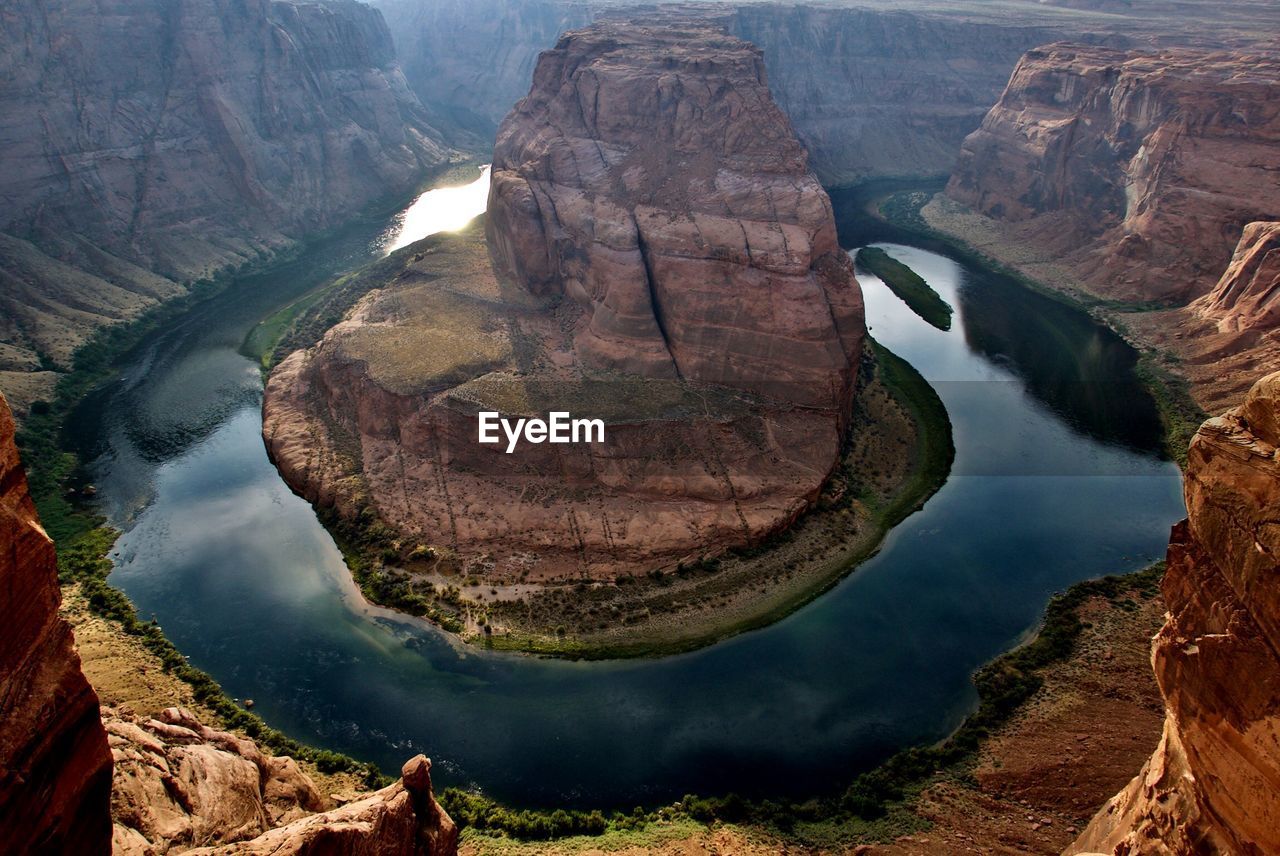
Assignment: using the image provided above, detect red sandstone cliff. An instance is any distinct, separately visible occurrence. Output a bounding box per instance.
[1195,221,1280,338]
[265,21,864,586]
[1069,371,1280,855]
[0,392,113,854]
[485,21,863,406]
[947,44,1280,306]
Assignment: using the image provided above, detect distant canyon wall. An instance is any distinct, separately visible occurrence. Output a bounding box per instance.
[373,0,1057,185]
[0,0,448,414]
[1071,371,1280,855]
[947,44,1280,306]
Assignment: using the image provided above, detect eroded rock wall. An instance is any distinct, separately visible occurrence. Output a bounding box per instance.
[947,44,1280,306]
[1070,372,1280,854]
[0,0,448,414]
[0,392,113,854]
[486,20,863,406]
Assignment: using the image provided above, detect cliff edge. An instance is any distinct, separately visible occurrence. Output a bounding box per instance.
[1070,372,1280,854]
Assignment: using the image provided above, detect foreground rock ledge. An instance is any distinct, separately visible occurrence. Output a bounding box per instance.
[264,20,864,584]
[1070,371,1280,855]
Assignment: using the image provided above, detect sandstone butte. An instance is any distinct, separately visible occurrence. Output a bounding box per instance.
[0,390,459,855]
[1070,371,1280,855]
[263,21,865,583]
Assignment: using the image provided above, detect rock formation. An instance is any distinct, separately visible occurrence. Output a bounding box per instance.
[108,706,457,856]
[0,391,113,854]
[0,0,448,414]
[1195,221,1280,337]
[947,44,1280,306]
[108,706,327,852]
[264,21,864,586]
[1070,371,1280,855]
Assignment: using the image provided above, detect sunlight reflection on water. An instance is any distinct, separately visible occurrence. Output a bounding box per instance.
[382,165,491,253]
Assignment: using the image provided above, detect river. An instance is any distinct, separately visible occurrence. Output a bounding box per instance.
[71,171,1185,808]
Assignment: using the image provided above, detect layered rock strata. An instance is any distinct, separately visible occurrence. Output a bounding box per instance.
[947,44,1280,306]
[1070,372,1280,855]
[0,392,114,854]
[265,22,864,583]
[0,0,447,414]
[1195,221,1280,337]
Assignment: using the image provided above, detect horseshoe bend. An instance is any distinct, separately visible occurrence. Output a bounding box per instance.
[261,21,946,655]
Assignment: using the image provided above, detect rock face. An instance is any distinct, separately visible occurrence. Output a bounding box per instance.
[0,392,114,854]
[721,5,1054,186]
[485,21,863,405]
[108,706,327,853]
[1194,221,1280,336]
[375,0,1054,185]
[108,706,457,856]
[265,22,864,584]
[947,44,1280,305]
[1071,372,1280,855]
[187,754,456,856]
[0,0,447,414]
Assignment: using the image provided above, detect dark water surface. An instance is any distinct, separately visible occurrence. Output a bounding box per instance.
[74,187,1185,808]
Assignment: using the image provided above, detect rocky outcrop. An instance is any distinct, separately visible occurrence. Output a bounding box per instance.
[1195,221,1280,336]
[265,22,864,586]
[108,706,326,853]
[947,44,1280,306]
[1070,372,1280,855]
[108,706,457,856]
[0,391,113,854]
[0,0,448,414]
[188,754,456,856]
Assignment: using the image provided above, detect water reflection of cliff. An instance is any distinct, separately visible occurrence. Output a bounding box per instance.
[955,270,1165,455]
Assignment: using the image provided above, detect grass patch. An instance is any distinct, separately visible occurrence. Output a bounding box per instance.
[856,246,953,330]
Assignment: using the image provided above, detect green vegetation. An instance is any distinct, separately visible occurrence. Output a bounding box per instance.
[864,338,954,530]
[856,246,953,330]
[867,183,1207,466]
[1133,351,1207,468]
[429,563,1165,848]
[58,527,388,787]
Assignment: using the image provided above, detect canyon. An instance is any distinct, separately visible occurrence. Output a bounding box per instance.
[2,388,460,851]
[946,44,1280,307]
[0,0,449,415]
[936,43,1280,412]
[263,20,891,651]
[3,1,1280,854]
